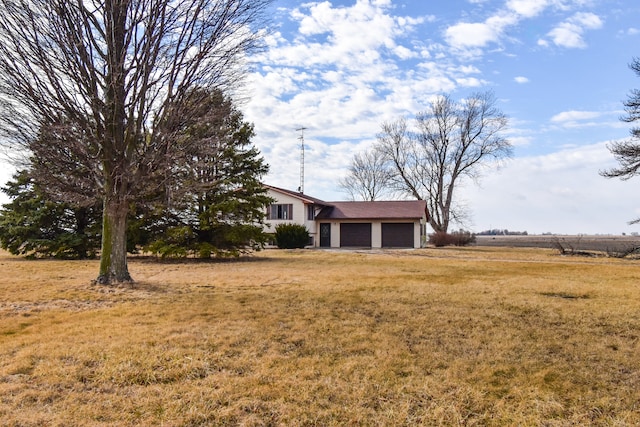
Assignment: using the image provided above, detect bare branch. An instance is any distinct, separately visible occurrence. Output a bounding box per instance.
[339,149,393,201]
[0,0,272,283]
[371,91,511,233]
[602,57,640,225]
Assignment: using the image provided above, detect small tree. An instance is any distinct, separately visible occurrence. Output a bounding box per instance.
[602,57,640,224]
[339,149,393,201]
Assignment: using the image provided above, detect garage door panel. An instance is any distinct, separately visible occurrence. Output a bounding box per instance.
[382,223,414,248]
[340,223,371,247]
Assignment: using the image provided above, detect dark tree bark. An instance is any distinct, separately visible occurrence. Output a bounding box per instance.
[0,0,271,284]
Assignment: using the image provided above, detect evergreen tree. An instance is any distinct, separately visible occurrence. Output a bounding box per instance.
[146,89,272,258]
[0,0,271,284]
[1,89,271,259]
[0,170,101,259]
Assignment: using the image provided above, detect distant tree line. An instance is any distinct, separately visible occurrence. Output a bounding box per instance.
[477,229,529,236]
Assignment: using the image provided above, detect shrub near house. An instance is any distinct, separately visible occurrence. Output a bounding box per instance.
[274,224,310,249]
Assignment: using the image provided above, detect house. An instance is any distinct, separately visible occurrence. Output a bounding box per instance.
[264,185,427,248]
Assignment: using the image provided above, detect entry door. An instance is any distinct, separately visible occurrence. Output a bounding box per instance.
[320,223,331,247]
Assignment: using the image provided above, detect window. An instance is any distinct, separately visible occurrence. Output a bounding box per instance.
[307,204,315,220]
[268,204,293,220]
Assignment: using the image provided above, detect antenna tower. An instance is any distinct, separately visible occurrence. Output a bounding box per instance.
[296,127,307,193]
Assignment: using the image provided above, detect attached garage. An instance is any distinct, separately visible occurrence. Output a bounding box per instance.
[340,223,372,247]
[314,199,427,248]
[382,223,414,248]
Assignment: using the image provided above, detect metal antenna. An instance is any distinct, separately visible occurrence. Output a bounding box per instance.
[296,127,307,193]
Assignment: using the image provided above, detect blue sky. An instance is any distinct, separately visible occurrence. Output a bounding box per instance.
[0,0,638,235]
[242,0,640,234]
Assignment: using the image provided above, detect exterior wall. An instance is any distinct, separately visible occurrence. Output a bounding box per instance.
[264,188,318,245]
[371,222,382,248]
[414,221,423,249]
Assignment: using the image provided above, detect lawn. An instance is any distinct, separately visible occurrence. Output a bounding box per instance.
[0,247,639,426]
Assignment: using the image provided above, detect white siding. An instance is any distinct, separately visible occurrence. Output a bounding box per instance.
[263,186,426,249]
[264,188,317,246]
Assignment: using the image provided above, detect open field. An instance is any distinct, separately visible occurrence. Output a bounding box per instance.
[475,234,640,253]
[1,247,639,426]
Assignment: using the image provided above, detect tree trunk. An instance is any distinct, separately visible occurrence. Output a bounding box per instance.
[429,219,445,233]
[96,195,132,284]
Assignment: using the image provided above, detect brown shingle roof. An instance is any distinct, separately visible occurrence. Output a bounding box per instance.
[264,184,426,220]
[316,200,426,220]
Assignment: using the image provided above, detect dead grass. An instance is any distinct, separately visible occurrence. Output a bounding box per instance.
[1,247,639,426]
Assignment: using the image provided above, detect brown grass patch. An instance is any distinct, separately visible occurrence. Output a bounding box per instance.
[1,248,639,425]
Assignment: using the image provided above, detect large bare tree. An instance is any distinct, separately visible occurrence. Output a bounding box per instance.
[375,91,511,233]
[602,57,640,224]
[0,0,271,284]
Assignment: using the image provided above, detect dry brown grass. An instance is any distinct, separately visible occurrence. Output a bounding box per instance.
[1,247,639,426]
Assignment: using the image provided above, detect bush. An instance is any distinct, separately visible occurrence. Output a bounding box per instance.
[274,224,309,249]
[429,230,476,247]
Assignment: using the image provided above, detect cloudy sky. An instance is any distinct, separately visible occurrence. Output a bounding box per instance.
[242,0,640,234]
[0,0,638,235]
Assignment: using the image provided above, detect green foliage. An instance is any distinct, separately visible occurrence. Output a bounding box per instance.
[0,170,162,259]
[1,89,272,260]
[145,226,195,258]
[429,230,476,247]
[144,88,272,258]
[0,171,101,259]
[274,224,310,249]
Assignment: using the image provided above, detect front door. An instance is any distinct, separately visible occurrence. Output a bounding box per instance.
[320,223,331,247]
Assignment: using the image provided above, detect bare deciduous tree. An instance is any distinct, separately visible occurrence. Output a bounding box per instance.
[376,91,511,233]
[339,149,392,201]
[0,0,271,284]
[602,57,640,224]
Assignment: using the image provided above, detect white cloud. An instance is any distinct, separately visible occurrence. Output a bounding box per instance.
[506,0,549,18]
[544,12,603,48]
[456,77,485,87]
[245,1,466,159]
[393,45,416,60]
[445,2,604,54]
[445,21,504,49]
[459,142,640,234]
[550,110,602,123]
[508,135,534,147]
[243,1,634,235]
